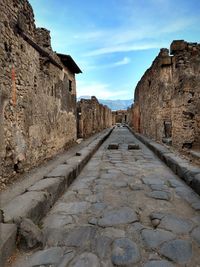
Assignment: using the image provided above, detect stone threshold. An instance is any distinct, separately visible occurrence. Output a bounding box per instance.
[127,126,200,196]
[0,127,113,267]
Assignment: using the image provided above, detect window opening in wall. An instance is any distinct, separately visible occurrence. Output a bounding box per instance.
[69,80,72,92]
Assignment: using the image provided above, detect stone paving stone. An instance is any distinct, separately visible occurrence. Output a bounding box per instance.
[147,191,171,201]
[94,236,112,259]
[68,252,100,267]
[57,250,75,267]
[141,228,176,249]
[191,226,200,246]
[27,247,64,266]
[142,177,165,186]
[143,260,175,267]
[160,239,192,264]
[62,226,97,249]
[98,207,138,227]
[111,238,140,265]
[159,214,193,234]
[51,201,90,215]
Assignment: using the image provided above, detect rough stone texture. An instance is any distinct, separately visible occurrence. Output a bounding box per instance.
[98,207,138,227]
[160,239,192,264]
[141,229,175,249]
[77,96,112,138]
[19,218,43,249]
[0,0,80,187]
[191,226,200,246]
[129,40,200,152]
[111,238,140,266]
[68,252,100,267]
[143,260,175,267]
[112,110,128,124]
[0,223,17,267]
[2,191,49,223]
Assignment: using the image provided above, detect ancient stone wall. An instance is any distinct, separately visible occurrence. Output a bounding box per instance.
[131,40,200,150]
[0,0,78,182]
[77,97,112,138]
[112,110,128,124]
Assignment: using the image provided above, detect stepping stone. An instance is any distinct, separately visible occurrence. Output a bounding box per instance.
[141,229,176,249]
[147,191,171,201]
[160,239,192,264]
[128,144,140,150]
[111,238,140,265]
[159,214,193,234]
[144,260,175,267]
[108,143,119,149]
[191,226,200,246]
[98,207,138,227]
[68,252,100,267]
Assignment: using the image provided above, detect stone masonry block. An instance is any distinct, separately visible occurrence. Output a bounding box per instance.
[28,177,65,205]
[2,191,50,224]
[0,223,17,267]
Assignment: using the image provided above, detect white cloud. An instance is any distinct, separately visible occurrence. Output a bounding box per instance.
[85,57,131,70]
[76,81,132,100]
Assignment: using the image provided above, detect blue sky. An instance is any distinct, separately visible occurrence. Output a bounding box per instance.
[29,0,200,100]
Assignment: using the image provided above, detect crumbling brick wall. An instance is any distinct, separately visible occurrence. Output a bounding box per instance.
[112,110,128,124]
[77,97,112,138]
[131,40,200,150]
[0,0,78,183]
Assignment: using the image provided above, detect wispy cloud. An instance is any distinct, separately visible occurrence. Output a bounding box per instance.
[85,57,131,70]
[84,42,165,56]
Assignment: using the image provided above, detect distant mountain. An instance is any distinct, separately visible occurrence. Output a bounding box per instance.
[77,96,133,111]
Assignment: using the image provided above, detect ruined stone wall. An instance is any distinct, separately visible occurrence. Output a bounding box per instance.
[112,110,128,124]
[131,40,200,150]
[0,0,77,182]
[77,97,112,138]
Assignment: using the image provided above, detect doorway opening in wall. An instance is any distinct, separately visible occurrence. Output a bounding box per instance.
[162,120,172,145]
[69,80,72,92]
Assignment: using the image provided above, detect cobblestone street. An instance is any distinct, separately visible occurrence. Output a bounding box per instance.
[12,128,200,267]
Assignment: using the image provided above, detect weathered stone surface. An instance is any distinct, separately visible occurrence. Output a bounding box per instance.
[159,214,193,234]
[68,252,100,267]
[57,250,75,267]
[160,239,192,263]
[144,260,175,267]
[77,96,112,139]
[52,201,90,215]
[2,191,49,223]
[19,218,43,249]
[191,226,200,246]
[95,236,112,259]
[147,191,171,201]
[111,238,140,265]
[98,207,138,227]
[63,226,97,248]
[28,247,64,266]
[0,223,17,267]
[28,177,65,204]
[141,229,175,249]
[45,165,70,179]
[142,177,165,186]
[129,40,200,152]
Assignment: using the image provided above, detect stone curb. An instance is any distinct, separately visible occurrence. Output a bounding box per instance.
[0,127,113,266]
[127,126,200,196]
